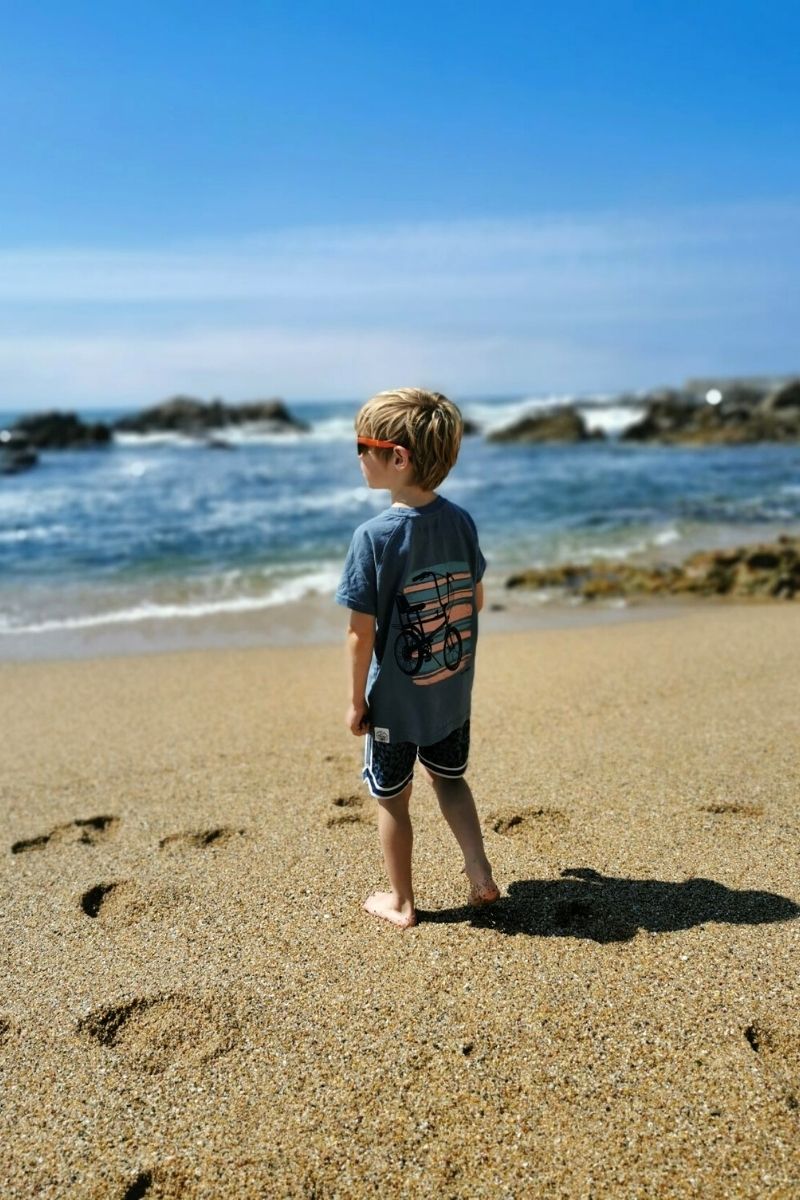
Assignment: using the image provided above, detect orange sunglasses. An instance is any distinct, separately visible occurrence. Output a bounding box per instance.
[356,436,410,457]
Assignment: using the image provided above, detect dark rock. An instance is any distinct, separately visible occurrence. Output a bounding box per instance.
[505,536,800,601]
[113,396,309,436]
[619,390,701,443]
[11,411,112,449]
[621,381,800,444]
[0,429,38,474]
[487,406,603,444]
[230,400,309,430]
[462,419,480,436]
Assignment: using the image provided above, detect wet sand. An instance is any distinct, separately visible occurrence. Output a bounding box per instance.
[1,604,799,1197]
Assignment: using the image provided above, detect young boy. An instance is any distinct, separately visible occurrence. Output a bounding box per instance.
[335,387,500,929]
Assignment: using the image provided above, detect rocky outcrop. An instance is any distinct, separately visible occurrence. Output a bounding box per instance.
[0,429,38,474]
[621,379,800,444]
[488,406,604,444]
[10,411,112,449]
[113,396,309,436]
[506,536,800,601]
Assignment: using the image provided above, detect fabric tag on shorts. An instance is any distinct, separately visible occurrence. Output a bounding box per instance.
[374,727,390,743]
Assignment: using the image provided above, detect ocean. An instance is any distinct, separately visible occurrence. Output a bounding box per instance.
[2,394,800,658]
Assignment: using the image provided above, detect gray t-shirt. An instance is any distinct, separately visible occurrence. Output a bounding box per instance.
[335,495,486,746]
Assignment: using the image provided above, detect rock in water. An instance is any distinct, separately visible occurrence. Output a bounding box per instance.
[621,379,800,444]
[488,406,603,443]
[10,411,112,449]
[113,396,309,435]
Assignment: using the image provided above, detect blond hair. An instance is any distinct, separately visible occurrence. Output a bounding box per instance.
[355,387,463,491]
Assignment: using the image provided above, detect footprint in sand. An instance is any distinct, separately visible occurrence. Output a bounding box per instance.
[77,994,237,1074]
[80,880,187,925]
[327,794,373,828]
[488,806,566,835]
[699,803,764,817]
[0,1016,18,1048]
[80,880,157,924]
[743,1019,799,1110]
[158,827,245,851]
[117,1165,193,1200]
[121,1170,157,1200]
[11,815,119,855]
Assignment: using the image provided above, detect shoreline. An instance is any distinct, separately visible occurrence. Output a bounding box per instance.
[3,519,799,666]
[0,583,775,664]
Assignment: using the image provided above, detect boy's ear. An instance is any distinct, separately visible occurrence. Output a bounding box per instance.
[393,446,411,469]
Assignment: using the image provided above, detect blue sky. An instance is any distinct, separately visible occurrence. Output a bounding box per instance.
[1,1,799,408]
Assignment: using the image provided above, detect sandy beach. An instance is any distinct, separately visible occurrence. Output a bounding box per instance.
[1,603,798,1198]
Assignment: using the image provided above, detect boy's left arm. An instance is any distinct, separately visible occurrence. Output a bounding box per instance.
[475,581,484,612]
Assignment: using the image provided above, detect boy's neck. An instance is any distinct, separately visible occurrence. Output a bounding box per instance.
[390,484,438,509]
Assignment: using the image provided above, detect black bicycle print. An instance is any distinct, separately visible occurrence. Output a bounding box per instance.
[393,569,464,677]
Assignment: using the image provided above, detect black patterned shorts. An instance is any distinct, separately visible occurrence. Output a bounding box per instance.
[362,719,470,800]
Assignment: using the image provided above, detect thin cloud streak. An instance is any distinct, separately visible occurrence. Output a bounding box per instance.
[1,202,798,303]
[0,202,798,406]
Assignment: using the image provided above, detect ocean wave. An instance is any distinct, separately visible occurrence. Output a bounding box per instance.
[0,524,71,544]
[0,565,343,635]
[307,414,357,441]
[113,430,206,447]
[579,405,644,436]
[116,425,314,448]
[266,486,378,517]
[517,523,684,568]
[464,393,646,438]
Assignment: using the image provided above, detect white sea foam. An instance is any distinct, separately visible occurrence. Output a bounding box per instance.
[0,565,343,635]
[117,422,342,448]
[653,527,681,546]
[307,414,357,441]
[522,524,684,568]
[580,529,681,559]
[114,430,202,447]
[117,459,154,478]
[579,405,644,436]
[466,395,575,435]
[268,485,377,517]
[0,523,72,543]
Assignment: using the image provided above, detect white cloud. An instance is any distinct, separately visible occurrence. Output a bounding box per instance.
[0,202,798,406]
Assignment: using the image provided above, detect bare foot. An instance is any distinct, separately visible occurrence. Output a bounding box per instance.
[363,891,417,929]
[461,866,500,906]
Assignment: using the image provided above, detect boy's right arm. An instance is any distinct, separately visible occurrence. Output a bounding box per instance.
[345,609,376,735]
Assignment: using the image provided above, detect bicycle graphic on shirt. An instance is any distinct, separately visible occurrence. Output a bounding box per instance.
[393,569,464,677]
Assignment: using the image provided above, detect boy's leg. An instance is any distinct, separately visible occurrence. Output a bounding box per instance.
[364,780,417,928]
[428,774,499,904]
[418,722,499,904]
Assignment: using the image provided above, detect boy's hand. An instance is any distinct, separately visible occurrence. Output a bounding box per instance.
[346,702,370,736]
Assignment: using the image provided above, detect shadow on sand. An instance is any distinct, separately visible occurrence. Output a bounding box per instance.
[417,867,800,943]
